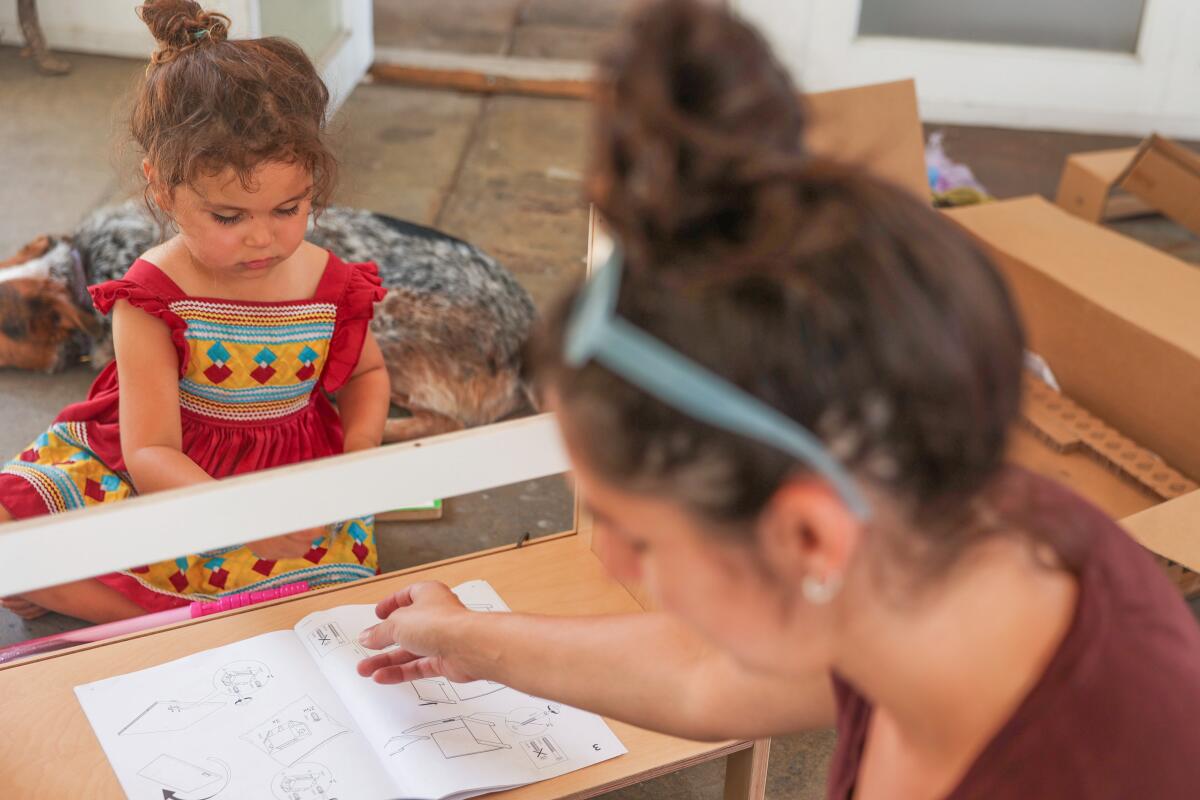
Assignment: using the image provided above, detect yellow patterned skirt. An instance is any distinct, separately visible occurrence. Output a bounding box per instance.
[0,422,379,611]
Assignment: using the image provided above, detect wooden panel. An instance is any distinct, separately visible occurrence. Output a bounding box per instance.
[723,738,771,800]
[0,413,570,597]
[0,536,743,798]
[371,47,597,99]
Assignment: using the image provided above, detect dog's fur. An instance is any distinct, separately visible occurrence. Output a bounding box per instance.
[0,201,537,442]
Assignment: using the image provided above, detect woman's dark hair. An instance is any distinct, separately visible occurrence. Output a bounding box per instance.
[132,0,337,215]
[532,0,1043,574]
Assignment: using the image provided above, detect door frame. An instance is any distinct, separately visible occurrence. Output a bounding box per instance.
[733,0,1200,138]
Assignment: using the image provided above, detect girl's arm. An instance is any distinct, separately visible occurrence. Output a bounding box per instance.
[357,582,836,741]
[114,299,212,493]
[335,331,390,453]
[113,300,321,559]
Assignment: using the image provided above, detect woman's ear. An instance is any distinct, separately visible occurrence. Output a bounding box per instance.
[755,476,863,587]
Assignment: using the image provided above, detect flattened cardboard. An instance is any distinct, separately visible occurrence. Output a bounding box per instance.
[804,79,929,200]
[1123,492,1200,575]
[1055,135,1200,234]
[1118,134,1200,236]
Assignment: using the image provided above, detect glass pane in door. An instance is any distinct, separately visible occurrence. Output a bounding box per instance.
[260,0,343,60]
[859,0,1147,53]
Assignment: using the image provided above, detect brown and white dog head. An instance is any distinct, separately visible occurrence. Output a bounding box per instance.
[0,235,101,372]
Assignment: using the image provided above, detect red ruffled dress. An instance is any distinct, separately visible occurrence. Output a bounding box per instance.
[0,253,386,611]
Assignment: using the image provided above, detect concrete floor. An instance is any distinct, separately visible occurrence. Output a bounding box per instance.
[3,4,1200,796]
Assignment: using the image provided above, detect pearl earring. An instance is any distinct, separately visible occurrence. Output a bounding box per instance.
[801,572,842,605]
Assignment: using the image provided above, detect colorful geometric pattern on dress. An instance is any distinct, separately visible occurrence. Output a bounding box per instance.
[0,422,133,514]
[121,515,379,601]
[169,299,336,423]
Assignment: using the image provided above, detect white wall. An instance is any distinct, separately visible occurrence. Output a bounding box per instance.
[0,0,371,114]
[0,0,259,60]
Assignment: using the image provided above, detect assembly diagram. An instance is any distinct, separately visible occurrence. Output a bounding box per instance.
[385,715,511,760]
[137,754,229,799]
[241,695,349,766]
[520,736,568,769]
[213,660,273,703]
[301,621,368,661]
[119,699,225,736]
[271,761,336,800]
[117,660,275,737]
[504,704,561,737]
[410,676,506,706]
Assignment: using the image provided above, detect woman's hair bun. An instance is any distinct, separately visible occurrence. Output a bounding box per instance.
[138,0,230,64]
[590,0,810,273]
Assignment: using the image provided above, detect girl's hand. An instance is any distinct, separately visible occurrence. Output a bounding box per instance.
[356,582,476,684]
[247,526,325,560]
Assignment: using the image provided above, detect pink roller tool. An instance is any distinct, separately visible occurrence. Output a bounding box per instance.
[0,581,310,665]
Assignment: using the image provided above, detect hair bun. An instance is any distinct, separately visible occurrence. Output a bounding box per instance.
[590,0,810,275]
[138,0,230,64]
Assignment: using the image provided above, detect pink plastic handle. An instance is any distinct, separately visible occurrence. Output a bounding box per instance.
[190,581,310,618]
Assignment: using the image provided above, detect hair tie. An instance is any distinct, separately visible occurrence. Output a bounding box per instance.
[192,28,209,41]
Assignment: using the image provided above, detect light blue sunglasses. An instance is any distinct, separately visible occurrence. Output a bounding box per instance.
[564,247,870,520]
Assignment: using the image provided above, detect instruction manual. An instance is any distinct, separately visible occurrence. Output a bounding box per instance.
[75,580,626,800]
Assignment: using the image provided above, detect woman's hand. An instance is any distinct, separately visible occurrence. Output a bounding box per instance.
[356,582,477,684]
[247,526,325,560]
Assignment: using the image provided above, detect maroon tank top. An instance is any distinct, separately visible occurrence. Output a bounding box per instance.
[827,474,1200,799]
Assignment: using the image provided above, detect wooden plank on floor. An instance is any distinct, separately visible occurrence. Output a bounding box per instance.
[371,46,597,99]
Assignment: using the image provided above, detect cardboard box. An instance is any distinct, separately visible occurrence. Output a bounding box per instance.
[944,196,1200,580]
[804,79,929,201]
[1055,134,1200,235]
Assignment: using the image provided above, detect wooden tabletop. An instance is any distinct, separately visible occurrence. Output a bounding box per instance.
[0,533,745,798]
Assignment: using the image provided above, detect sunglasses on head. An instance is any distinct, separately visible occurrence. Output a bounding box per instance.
[564,246,870,520]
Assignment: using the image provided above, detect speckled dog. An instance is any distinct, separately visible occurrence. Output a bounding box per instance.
[0,201,537,442]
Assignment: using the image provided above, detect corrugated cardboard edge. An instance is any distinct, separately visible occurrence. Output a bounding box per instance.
[804,79,929,201]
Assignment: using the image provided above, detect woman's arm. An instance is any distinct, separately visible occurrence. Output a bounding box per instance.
[357,582,836,741]
[113,300,321,559]
[335,331,390,453]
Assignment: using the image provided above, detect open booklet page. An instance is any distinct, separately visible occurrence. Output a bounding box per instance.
[294,580,626,800]
[75,628,394,799]
[75,580,625,800]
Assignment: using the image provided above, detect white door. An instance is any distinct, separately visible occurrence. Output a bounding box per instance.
[258,0,374,113]
[733,0,1200,138]
[0,0,373,114]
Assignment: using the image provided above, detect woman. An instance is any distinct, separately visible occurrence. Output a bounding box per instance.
[357,2,1200,797]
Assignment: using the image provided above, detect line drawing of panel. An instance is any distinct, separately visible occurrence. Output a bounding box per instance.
[271,761,334,800]
[242,695,349,767]
[213,660,273,703]
[520,735,569,769]
[410,677,506,705]
[385,715,511,760]
[412,678,456,705]
[119,699,225,735]
[138,754,225,795]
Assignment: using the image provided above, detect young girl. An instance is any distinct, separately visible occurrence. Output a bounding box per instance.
[357,2,1200,797]
[0,0,391,622]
